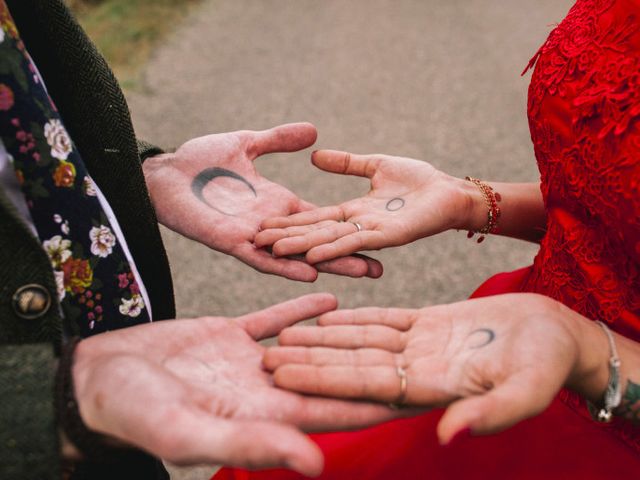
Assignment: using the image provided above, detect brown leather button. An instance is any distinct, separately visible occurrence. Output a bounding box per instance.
[12,284,52,320]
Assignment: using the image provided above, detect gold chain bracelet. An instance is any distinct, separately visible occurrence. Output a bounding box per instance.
[465,176,501,243]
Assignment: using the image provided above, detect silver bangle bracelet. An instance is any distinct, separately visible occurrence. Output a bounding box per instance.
[589,320,622,423]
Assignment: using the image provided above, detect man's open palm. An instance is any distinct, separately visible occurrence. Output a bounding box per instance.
[143,124,382,281]
[73,294,397,475]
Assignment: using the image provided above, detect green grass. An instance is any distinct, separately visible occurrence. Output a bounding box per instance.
[69,0,201,89]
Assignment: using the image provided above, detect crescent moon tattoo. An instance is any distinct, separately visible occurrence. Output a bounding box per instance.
[467,328,496,349]
[191,167,257,215]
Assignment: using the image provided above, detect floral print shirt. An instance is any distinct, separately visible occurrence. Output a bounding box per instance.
[0,2,152,335]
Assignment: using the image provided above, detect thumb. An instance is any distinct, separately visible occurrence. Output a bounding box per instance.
[311,150,381,178]
[213,419,324,477]
[236,293,337,341]
[249,122,318,158]
[436,375,555,445]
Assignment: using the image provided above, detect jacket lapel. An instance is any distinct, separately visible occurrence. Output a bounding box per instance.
[6,0,175,320]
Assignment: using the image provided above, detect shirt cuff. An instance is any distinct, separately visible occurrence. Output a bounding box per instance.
[0,343,59,480]
[137,140,165,163]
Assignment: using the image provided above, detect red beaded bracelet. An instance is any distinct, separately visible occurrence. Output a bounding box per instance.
[465,176,501,243]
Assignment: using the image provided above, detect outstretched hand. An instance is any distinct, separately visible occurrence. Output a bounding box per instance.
[72,294,398,476]
[142,126,382,282]
[255,150,473,264]
[265,294,598,445]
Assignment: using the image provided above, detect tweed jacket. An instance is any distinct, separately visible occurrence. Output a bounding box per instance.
[1,1,176,478]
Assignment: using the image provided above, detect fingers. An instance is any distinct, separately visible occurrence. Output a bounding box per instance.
[305,231,386,264]
[436,374,554,445]
[261,206,346,230]
[255,221,337,248]
[254,226,384,278]
[255,220,343,250]
[314,254,383,279]
[164,412,324,477]
[255,222,384,278]
[256,378,403,432]
[318,308,417,330]
[237,293,338,341]
[248,123,318,159]
[264,346,397,371]
[233,243,319,282]
[287,395,403,432]
[354,254,384,278]
[313,255,368,277]
[274,364,402,403]
[272,222,362,257]
[256,227,385,279]
[311,150,381,178]
[259,223,386,266]
[279,325,406,351]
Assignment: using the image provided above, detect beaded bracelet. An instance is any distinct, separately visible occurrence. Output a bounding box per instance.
[465,176,501,243]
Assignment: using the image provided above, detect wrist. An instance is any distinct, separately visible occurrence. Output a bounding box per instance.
[141,152,175,222]
[59,339,133,463]
[453,176,492,231]
[563,312,611,404]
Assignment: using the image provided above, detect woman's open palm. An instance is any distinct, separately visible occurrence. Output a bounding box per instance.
[264,294,588,444]
[255,150,470,264]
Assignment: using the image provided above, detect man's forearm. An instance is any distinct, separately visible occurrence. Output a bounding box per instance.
[563,312,640,424]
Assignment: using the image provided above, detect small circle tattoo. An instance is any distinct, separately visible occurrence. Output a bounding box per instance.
[386,198,405,211]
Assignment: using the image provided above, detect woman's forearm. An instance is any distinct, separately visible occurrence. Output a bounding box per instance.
[459,180,547,243]
[564,312,640,423]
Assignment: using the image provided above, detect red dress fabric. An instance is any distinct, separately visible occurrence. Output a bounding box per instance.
[216,0,640,478]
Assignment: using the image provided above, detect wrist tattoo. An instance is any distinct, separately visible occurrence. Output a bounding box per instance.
[191,167,257,215]
[467,328,495,349]
[615,380,640,423]
[386,197,405,211]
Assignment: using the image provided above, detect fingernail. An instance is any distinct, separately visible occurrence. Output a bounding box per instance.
[445,427,471,447]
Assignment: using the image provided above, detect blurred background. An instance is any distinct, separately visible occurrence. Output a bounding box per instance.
[69,1,573,478]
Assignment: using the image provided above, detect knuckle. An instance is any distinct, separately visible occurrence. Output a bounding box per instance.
[342,152,352,174]
[355,234,367,249]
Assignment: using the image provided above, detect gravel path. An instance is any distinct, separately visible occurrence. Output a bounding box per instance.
[126,1,573,478]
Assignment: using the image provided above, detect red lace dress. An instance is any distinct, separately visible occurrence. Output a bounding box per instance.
[217,0,640,478]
